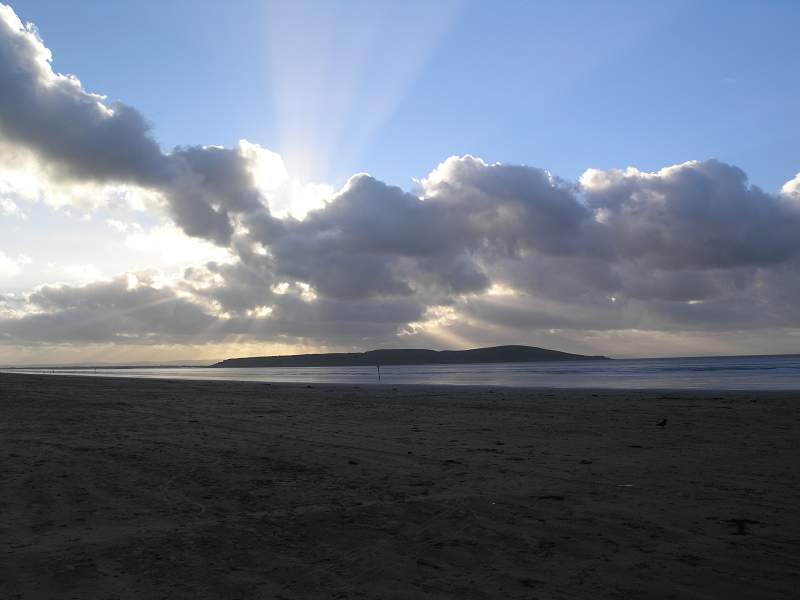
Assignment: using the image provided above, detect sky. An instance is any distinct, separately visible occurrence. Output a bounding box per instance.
[0,0,799,364]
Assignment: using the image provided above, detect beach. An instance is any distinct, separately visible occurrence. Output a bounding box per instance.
[1,373,798,599]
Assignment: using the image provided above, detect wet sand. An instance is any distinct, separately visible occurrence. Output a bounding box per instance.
[1,373,798,599]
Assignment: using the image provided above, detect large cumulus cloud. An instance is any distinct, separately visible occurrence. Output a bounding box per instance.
[582,160,800,269]
[1,3,799,354]
[0,4,275,244]
[0,5,164,185]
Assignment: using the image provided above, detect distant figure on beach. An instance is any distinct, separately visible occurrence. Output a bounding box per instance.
[377,363,381,381]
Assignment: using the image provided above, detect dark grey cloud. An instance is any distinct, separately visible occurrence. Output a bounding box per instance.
[0,5,273,245]
[582,160,800,269]
[241,292,425,341]
[0,274,423,346]
[0,276,216,343]
[260,162,603,303]
[0,6,166,185]
[183,259,276,315]
[165,146,271,245]
[421,156,602,258]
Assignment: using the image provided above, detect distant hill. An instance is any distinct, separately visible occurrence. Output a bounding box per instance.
[212,345,609,368]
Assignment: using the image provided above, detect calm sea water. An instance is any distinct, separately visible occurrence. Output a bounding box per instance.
[4,354,799,390]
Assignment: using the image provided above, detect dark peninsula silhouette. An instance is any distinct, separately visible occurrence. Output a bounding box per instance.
[212,345,608,368]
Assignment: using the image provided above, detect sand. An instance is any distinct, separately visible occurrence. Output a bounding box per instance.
[1,373,798,599]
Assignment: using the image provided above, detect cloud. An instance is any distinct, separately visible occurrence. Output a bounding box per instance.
[1,3,799,357]
[783,171,800,201]
[0,274,217,343]
[0,271,425,346]
[0,5,280,243]
[0,5,165,185]
[581,160,800,269]
[256,157,602,304]
[1,155,800,351]
[8,154,792,350]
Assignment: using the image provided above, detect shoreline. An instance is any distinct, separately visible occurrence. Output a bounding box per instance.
[2,373,798,598]
[2,369,797,393]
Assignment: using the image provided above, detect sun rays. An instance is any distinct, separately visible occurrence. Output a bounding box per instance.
[262,0,462,188]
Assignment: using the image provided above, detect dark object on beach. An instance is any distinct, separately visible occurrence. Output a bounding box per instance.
[212,344,610,368]
[657,418,667,427]
[724,518,761,535]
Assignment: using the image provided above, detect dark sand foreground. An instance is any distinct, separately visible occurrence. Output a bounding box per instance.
[1,374,799,599]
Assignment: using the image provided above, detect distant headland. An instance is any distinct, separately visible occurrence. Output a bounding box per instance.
[212,345,609,368]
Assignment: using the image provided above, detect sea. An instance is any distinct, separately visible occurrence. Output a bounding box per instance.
[3,354,799,390]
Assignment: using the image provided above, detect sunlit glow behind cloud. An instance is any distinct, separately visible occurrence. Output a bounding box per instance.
[240,140,332,219]
[123,223,233,268]
[263,0,462,185]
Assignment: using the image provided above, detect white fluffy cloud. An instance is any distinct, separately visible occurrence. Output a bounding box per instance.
[0,250,20,278]
[782,172,800,201]
[0,197,24,218]
[0,146,161,211]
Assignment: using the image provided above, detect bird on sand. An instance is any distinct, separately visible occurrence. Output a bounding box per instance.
[656,418,667,427]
